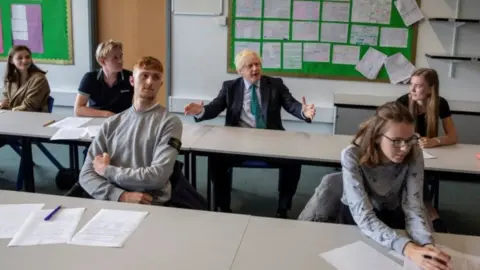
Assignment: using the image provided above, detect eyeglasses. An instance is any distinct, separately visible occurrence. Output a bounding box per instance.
[382,134,419,148]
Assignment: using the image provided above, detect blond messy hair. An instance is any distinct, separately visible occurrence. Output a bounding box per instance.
[234,49,261,72]
[95,40,123,62]
[133,56,164,74]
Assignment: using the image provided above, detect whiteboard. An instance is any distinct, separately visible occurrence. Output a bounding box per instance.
[172,0,223,16]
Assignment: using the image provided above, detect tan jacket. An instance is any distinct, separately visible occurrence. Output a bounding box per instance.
[1,72,51,112]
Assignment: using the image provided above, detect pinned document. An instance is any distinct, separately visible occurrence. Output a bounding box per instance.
[8,208,85,246]
[355,47,387,80]
[395,0,424,27]
[384,53,416,84]
[70,209,148,247]
[320,241,402,269]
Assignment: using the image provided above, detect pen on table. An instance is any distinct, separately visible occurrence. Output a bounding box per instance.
[43,120,56,127]
[44,205,62,221]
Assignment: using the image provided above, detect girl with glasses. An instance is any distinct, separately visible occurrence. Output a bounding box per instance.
[338,102,451,270]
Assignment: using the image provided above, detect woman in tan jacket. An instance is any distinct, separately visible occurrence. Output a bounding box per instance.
[0,45,50,112]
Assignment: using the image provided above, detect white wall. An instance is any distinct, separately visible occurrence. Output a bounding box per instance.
[170,0,480,132]
[0,0,92,107]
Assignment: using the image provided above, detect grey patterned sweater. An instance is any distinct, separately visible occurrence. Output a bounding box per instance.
[340,144,433,254]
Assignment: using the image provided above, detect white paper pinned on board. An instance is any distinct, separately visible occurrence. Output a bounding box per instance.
[283,42,302,69]
[333,45,361,65]
[395,0,424,27]
[384,53,416,84]
[355,47,387,80]
[380,27,409,48]
[322,1,350,22]
[352,0,393,25]
[321,23,349,43]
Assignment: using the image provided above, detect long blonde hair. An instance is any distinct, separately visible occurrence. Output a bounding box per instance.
[408,68,440,138]
[353,102,416,167]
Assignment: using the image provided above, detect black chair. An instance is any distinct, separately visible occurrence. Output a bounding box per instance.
[65,161,208,210]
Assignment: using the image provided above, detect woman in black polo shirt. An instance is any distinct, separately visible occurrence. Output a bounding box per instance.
[397,68,458,233]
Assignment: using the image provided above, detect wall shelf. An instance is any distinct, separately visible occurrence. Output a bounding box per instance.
[425,53,480,62]
[428,17,480,24]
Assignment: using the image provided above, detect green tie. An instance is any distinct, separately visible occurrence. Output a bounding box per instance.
[250,84,266,129]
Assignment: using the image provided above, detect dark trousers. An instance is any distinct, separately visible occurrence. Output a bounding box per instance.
[337,204,406,230]
[210,155,301,212]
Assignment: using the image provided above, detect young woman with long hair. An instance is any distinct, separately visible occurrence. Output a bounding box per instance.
[338,102,451,270]
[397,68,457,233]
[0,45,50,112]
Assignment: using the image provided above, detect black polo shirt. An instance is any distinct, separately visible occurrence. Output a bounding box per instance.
[78,69,134,114]
[396,94,452,137]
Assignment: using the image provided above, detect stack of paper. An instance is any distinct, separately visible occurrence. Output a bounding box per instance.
[86,125,102,138]
[8,208,85,246]
[422,150,437,159]
[70,209,148,247]
[320,241,402,269]
[49,117,92,128]
[50,128,88,140]
[0,204,44,238]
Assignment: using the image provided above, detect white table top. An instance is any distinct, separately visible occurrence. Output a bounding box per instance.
[0,111,211,150]
[190,126,480,175]
[190,126,352,163]
[231,216,480,270]
[334,93,480,113]
[0,190,251,270]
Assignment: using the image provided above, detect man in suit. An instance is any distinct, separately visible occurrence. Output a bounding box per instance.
[184,49,316,218]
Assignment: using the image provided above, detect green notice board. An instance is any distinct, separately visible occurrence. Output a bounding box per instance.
[227,0,419,83]
[0,0,73,64]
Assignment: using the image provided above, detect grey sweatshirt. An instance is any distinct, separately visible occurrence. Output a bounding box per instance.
[340,144,433,254]
[79,104,183,204]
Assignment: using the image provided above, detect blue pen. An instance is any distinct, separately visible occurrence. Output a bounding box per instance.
[44,205,62,221]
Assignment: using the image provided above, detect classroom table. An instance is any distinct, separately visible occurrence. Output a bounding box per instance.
[230,216,480,270]
[333,93,480,144]
[188,126,480,209]
[0,190,250,270]
[0,110,213,192]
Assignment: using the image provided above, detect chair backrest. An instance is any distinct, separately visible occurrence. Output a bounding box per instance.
[47,96,54,113]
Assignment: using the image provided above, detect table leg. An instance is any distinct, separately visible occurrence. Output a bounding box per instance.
[73,144,80,174]
[184,152,190,182]
[207,155,212,210]
[433,177,440,210]
[69,144,74,169]
[20,138,35,192]
[191,153,197,189]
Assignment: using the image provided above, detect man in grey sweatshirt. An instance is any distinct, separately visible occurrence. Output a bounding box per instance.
[79,56,183,205]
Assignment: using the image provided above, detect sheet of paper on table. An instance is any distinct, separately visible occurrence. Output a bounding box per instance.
[320,241,402,270]
[0,204,45,238]
[8,208,85,246]
[70,209,148,248]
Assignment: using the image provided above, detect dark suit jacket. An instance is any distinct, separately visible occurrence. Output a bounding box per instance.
[195,75,310,130]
